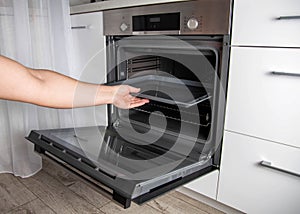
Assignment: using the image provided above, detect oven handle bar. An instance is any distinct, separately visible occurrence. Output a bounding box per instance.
[276,15,300,20]
[269,71,300,78]
[259,160,300,178]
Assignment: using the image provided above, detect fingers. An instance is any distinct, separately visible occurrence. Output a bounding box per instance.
[126,97,149,109]
[128,86,141,94]
[112,84,149,109]
[129,99,149,108]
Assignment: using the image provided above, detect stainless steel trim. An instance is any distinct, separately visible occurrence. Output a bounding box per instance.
[270,71,300,77]
[71,25,89,29]
[260,161,300,178]
[276,15,300,20]
[70,0,192,15]
[132,158,212,198]
[103,0,231,35]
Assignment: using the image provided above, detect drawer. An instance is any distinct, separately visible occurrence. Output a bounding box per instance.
[184,170,219,199]
[218,131,300,214]
[225,47,300,148]
[232,0,300,47]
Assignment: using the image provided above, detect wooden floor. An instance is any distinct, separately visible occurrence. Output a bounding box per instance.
[0,158,224,214]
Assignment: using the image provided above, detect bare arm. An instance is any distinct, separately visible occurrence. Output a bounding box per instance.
[0,56,149,109]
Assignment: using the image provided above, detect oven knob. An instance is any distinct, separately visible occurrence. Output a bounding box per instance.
[187,18,199,30]
[120,23,128,32]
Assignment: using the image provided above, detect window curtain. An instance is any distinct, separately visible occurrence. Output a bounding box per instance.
[0,0,74,177]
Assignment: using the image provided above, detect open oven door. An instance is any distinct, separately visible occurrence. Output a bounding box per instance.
[26,123,216,208]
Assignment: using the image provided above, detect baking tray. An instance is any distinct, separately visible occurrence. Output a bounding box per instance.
[119,75,211,108]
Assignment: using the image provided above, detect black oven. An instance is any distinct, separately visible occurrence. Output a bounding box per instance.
[26,0,232,209]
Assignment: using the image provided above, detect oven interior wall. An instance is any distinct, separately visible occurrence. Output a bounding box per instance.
[108,42,221,161]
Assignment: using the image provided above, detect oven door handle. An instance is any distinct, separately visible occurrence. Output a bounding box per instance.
[259,160,300,178]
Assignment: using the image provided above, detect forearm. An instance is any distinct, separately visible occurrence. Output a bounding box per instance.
[0,55,148,109]
[24,69,116,108]
[0,56,115,108]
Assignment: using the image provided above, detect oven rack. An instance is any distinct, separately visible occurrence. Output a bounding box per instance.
[146,103,210,120]
[132,107,211,127]
[119,75,212,108]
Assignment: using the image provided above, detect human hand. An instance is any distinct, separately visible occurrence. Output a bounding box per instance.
[112,85,149,109]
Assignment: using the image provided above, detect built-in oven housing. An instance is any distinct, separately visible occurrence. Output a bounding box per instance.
[106,35,229,164]
[26,0,231,209]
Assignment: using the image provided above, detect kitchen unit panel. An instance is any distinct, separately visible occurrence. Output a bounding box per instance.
[218,131,300,214]
[184,170,219,199]
[71,12,107,127]
[225,47,300,148]
[231,0,300,47]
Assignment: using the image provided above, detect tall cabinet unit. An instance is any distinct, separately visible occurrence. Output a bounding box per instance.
[71,12,107,127]
[218,0,300,213]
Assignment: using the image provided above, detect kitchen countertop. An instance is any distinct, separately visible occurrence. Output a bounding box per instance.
[70,0,192,15]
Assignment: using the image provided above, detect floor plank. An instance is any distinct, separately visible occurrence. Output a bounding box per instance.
[147,192,208,214]
[0,174,36,213]
[42,158,78,187]
[100,201,161,214]
[171,191,224,214]
[68,181,111,209]
[6,198,55,214]
[18,171,103,214]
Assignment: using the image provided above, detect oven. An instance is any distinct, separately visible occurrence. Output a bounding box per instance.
[26,0,232,209]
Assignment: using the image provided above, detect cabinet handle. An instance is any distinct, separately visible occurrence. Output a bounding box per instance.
[270,71,300,78]
[71,25,89,29]
[276,15,300,20]
[260,161,300,178]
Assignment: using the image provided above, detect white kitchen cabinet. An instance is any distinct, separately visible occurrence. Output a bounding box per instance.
[218,1,300,213]
[232,0,300,47]
[71,12,107,127]
[184,170,219,200]
[225,47,300,149]
[218,131,300,214]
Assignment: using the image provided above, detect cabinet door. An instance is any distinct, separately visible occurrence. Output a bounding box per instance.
[225,47,300,148]
[184,170,219,199]
[232,0,300,47]
[71,12,107,127]
[218,131,300,214]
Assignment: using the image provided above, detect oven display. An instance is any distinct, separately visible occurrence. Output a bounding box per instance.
[133,12,180,31]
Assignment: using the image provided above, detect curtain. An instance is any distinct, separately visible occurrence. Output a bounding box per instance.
[0,0,74,177]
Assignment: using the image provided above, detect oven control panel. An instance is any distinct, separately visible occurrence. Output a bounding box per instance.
[103,0,231,35]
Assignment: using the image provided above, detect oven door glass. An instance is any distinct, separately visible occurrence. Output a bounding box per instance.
[27,124,213,200]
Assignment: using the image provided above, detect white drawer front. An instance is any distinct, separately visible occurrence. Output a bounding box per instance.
[232,0,300,47]
[225,47,300,148]
[218,131,300,214]
[184,170,219,199]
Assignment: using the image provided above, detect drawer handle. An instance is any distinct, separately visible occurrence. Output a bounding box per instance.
[260,161,300,178]
[270,71,300,78]
[71,25,89,29]
[276,15,300,20]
